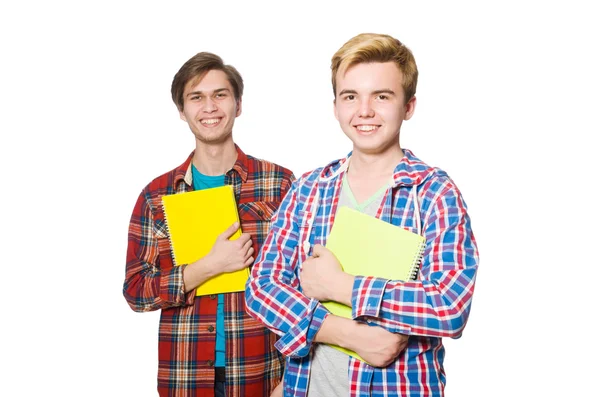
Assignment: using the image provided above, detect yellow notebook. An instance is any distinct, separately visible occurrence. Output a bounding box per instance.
[161,185,249,296]
[322,206,426,362]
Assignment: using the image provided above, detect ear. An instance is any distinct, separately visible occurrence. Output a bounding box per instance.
[404,96,417,120]
[179,109,187,122]
[235,98,242,117]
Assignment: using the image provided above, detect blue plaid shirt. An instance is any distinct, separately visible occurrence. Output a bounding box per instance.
[246,149,479,396]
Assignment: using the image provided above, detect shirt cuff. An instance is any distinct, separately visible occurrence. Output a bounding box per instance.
[275,300,329,358]
[351,276,388,319]
[159,264,195,306]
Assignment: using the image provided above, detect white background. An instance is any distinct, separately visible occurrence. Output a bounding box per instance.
[1,0,598,396]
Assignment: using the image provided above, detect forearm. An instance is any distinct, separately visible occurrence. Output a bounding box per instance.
[356,274,476,337]
[182,254,220,293]
[349,233,477,338]
[315,313,408,369]
[246,246,330,357]
[314,314,354,349]
[246,273,309,334]
[352,191,479,337]
[124,193,194,311]
[326,271,354,307]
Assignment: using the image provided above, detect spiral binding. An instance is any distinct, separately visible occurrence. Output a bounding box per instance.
[408,239,426,281]
[161,199,179,266]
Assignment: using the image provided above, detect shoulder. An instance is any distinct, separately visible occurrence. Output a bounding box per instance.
[402,149,456,193]
[294,167,324,189]
[294,155,347,186]
[137,155,191,207]
[412,163,469,215]
[245,153,294,180]
[288,155,346,199]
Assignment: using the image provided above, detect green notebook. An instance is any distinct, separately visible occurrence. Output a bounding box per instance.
[323,206,426,362]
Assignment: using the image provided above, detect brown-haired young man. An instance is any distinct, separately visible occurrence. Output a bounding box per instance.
[246,33,479,396]
[124,52,294,396]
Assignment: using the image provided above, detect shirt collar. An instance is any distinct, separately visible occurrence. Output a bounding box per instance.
[173,144,249,189]
[230,144,249,182]
[317,148,435,188]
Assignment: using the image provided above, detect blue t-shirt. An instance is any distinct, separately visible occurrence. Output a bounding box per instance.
[191,164,226,368]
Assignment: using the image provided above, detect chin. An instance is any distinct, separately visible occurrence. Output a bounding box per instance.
[353,140,395,155]
[351,137,382,149]
[197,131,232,144]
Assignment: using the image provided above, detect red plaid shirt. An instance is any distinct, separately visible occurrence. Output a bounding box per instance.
[124,145,294,396]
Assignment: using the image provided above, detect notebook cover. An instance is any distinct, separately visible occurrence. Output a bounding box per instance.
[161,185,249,296]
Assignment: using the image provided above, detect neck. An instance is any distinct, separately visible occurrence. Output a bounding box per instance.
[348,144,404,180]
[192,140,237,176]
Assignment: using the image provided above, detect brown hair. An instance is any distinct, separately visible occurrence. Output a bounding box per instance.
[331,33,418,103]
[171,52,244,111]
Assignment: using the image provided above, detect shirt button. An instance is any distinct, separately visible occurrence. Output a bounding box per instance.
[257,209,264,217]
[207,360,214,367]
[210,294,216,299]
[208,325,215,332]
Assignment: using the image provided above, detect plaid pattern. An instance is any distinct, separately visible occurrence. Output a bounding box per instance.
[124,145,294,396]
[246,149,479,397]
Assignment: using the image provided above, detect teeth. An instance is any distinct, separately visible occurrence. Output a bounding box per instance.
[357,125,376,132]
[201,119,220,125]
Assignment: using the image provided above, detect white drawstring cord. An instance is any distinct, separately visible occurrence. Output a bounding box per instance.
[411,184,421,236]
[302,157,350,255]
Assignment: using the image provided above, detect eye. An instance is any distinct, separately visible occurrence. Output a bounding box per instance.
[377,94,389,100]
[344,94,355,101]
[215,92,227,99]
[190,95,201,101]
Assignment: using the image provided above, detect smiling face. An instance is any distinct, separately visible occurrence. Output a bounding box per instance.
[179,69,241,145]
[334,61,416,156]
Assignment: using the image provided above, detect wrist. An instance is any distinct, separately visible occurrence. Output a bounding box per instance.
[339,319,365,352]
[330,272,354,306]
[316,314,356,350]
[183,255,222,293]
[201,254,221,278]
[191,254,220,279]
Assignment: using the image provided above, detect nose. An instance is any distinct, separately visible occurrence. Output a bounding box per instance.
[202,97,218,113]
[358,98,375,118]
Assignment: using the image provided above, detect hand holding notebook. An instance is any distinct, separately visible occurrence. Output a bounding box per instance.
[205,221,254,274]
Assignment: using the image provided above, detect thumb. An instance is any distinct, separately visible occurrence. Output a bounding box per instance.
[219,222,240,240]
[312,244,326,257]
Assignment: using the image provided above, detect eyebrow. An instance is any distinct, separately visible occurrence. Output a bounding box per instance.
[186,88,231,97]
[338,89,358,96]
[373,89,396,96]
[338,89,397,96]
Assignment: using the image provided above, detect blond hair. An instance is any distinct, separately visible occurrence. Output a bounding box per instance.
[331,33,418,103]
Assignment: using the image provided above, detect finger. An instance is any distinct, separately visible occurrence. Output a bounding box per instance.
[236,232,252,244]
[242,239,253,253]
[219,222,240,240]
[244,256,254,267]
[312,244,325,257]
[244,246,255,260]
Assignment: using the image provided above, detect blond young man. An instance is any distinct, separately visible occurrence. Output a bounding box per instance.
[245,33,479,396]
[124,52,294,396]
